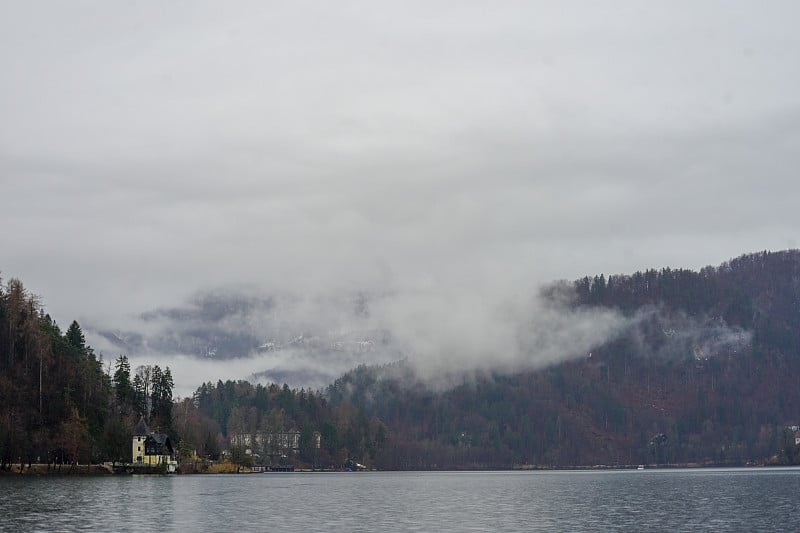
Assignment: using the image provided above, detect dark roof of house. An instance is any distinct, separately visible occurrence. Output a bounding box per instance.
[134,416,150,436]
[151,433,170,446]
[149,433,174,454]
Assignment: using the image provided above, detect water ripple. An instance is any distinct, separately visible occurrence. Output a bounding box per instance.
[2,468,800,532]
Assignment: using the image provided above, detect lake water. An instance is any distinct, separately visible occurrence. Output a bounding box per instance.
[2,468,799,532]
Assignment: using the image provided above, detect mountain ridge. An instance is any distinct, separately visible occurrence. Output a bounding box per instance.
[325,249,800,468]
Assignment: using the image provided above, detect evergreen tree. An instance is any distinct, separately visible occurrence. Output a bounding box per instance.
[132,373,146,418]
[65,321,85,351]
[113,355,133,413]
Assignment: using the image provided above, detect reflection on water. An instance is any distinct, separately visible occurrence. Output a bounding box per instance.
[2,468,800,532]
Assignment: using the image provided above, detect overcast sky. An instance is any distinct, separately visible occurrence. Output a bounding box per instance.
[2,1,799,392]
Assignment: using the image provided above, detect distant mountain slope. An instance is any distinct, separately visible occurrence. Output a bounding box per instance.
[88,290,398,388]
[92,290,393,358]
[328,250,800,468]
[0,276,389,471]
[572,249,800,354]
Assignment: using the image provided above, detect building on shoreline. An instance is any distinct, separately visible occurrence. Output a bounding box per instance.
[132,417,177,472]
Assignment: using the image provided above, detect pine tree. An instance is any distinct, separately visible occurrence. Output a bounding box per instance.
[113,355,133,413]
[65,321,85,351]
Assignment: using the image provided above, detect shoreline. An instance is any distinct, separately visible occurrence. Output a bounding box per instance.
[1,460,778,476]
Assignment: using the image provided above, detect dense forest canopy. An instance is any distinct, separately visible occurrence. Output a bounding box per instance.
[3,249,800,470]
[0,276,384,470]
[329,250,800,468]
[0,277,109,468]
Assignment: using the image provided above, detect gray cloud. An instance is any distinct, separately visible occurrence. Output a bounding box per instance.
[88,283,631,397]
[2,1,799,392]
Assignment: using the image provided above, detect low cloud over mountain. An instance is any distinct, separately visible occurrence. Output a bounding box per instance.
[87,282,634,395]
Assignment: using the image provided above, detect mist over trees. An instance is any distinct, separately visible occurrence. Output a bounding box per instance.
[329,250,800,468]
[3,249,800,471]
[0,276,384,470]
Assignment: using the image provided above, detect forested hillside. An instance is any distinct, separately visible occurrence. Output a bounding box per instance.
[329,250,800,468]
[186,380,386,468]
[573,249,800,354]
[4,250,799,471]
[0,277,384,471]
[0,278,111,468]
